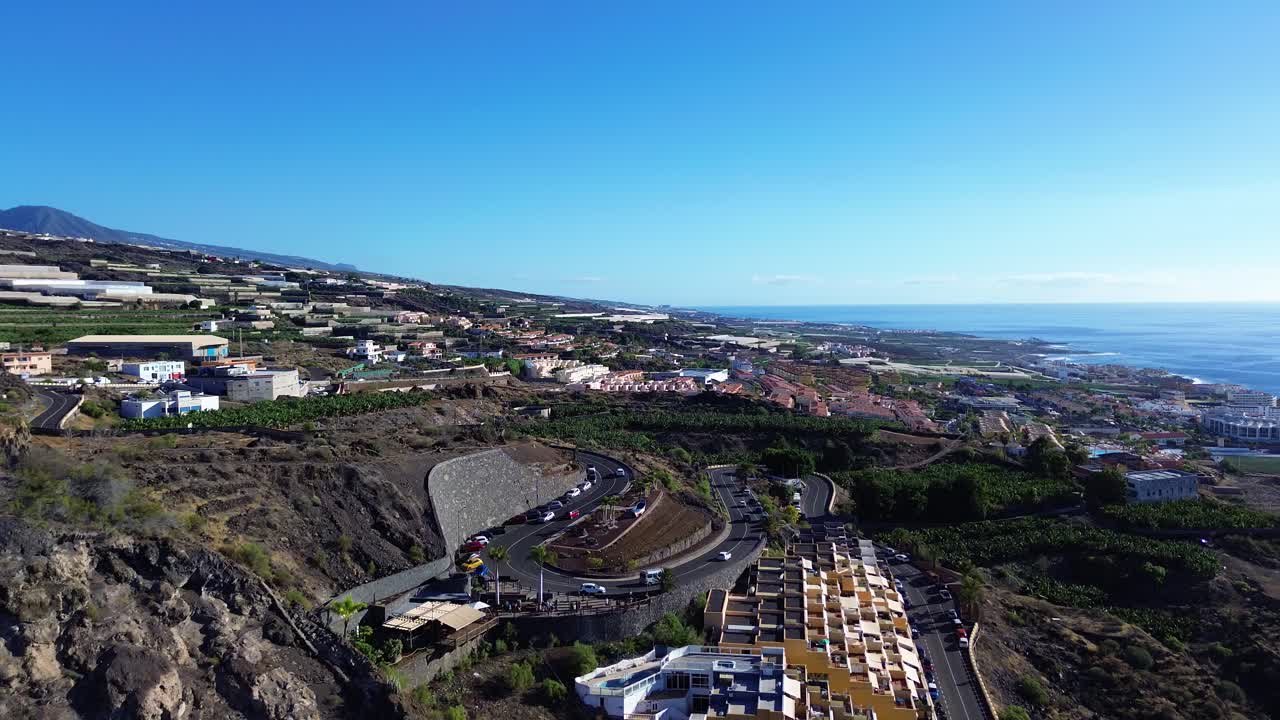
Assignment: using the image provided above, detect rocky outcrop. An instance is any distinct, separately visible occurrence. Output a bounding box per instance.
[0,519,394,719]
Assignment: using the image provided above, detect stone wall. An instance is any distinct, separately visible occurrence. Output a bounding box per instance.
[512,535,767,643]
[427,448,581,555]
[392,630,495,687]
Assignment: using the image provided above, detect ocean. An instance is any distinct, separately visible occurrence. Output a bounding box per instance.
[698,303,1280,395]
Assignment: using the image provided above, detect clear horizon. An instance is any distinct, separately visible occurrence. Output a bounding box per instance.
[3,2,1278,306]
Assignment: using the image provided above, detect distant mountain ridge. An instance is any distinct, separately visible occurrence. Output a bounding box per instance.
[0,205,358,272]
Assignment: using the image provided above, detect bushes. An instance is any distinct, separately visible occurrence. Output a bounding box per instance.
[505,662,535,693]
[80,401,106,419]
[1017,675,1049,707]
[1216,680,1246,703]
[999,708,1031,720]
[652,612,700,647]
[1124,645,1155,670]
[541,678,567,704]
[223,542,274,580]
[567,642,598,676]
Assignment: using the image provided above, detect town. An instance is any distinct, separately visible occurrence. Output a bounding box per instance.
[2,227,1278,720]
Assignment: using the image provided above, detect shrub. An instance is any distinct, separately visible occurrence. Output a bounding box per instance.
[180,512,207,535]
[1016,675,1049,707]
[542,678,567,704]
[408,544,426,564]
[505,662,535,693]
[223,542,274,580]
[1124,645,1155,670]
[444,706,466,720]
[1216,680,1246,703]
[283,589,312,610]
[337,535,353,553]
[80,401,106,419]
[1207,642,1234,661]
[410,684,434,708]
[999,708,1031,720]
[493,639,509,654]
[567,642,597,676]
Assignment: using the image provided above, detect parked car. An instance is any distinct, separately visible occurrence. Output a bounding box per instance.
[566,487,582,498]
[928,682,940,700]
[567,510,581,520]
[461,540,486,552]
[580,582,607,596]
[537,511,555,523]
[958,636,969,649]
[894,553,910,562]
[911,627,920,639]
[461,557,483,571]
[948,609,959,620]
[954,623,966,635]
[630,500,648,517]
[548,500,564,510]
[506,514,528,525]
[717,551,733,561]
[470,535,490,545]
[939,588,952,601]
[581,480,592,490]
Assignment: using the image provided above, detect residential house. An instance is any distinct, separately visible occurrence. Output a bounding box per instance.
[1,351,52,376]
[121,389,219,419]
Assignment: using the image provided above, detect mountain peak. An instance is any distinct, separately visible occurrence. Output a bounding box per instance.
[0,205,358,272]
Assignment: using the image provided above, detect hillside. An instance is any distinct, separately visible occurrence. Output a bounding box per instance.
[0,205,358,272]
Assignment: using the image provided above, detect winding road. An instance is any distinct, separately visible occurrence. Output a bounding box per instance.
[31,389,80,433]
[488,455,785,597]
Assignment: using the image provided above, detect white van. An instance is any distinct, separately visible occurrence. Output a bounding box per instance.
[642,568,664,585]
[791,492,802,507]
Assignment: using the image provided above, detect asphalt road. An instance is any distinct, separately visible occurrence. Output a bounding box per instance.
[891,555,988,720]
[799,474,833,521]
[490,457,765,597]
[31,390,80,432]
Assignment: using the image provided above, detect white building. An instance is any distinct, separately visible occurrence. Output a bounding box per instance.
[1125,469,1201,503]
[554,363,611,384]
[195,320,221,332]
[676,368,730,385]
[346,340,383,363]
[575,645,799,719]
[121,361,186,383]
[1202,409,1280,443]
[121,390,219,419]
[226,369,305,402]
[1226,389,1276,411]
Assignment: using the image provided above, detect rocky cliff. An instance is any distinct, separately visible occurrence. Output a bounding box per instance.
[0,520,402,719]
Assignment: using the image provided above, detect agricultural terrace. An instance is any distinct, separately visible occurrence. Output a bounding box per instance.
[1100,498,1280,531]
[0,305,216,345]
[121,390,436,430]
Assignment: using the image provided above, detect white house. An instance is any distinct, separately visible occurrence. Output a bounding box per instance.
[195,320,221,332]
[346,340,383,363]
[121,390,219,419]
[121,361,186,383]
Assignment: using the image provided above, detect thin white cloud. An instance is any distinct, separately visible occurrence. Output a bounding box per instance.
[1003,271,1178,288]
[752,274,821,286]
[568,275,606,284]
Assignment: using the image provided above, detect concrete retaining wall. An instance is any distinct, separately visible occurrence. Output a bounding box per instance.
[512,537,767,643]
[427,448,582,557]
[323,558,453,633]
[967,622,996,718]
[392,630,494,687]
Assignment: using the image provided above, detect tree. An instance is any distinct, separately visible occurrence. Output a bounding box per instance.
[653,612,700,647]
[659,568,676,593]
[330,596,368,638]
[957,572,984,619]
[487,544,509,562]
[529,545,556,603]
[736,463,755,480]
[1026,437,1071,482]
[1085,466,1129,511]
[761,446,817,478]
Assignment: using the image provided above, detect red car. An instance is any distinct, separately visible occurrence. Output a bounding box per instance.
[955,627,968,639]
[505,514,528,525]
[568,510,581,520]
[461,540,486,552]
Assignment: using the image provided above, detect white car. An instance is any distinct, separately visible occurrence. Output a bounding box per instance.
[566,487,582,498]
[538,511,555,523]
[581,480,592,490]
[615,467,626,477]
[580,582,607,596]
[894,553,910,562]
[958,637,969,649]
[717,551,733,561]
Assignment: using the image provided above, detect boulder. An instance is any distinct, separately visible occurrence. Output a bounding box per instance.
[98,644,184,720]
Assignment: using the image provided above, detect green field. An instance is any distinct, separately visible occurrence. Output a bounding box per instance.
[0,306,215,345]
[1223,455,1280,474]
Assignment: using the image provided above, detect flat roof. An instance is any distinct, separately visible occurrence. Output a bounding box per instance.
[382,601,484,633]
[69,335,229,345]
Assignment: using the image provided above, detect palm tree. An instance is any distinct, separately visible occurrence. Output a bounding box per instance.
[600,495,621,526]
[330,596,367,638]
[487,544,509,562]
[529,544,557,604]
[957,572,984,620]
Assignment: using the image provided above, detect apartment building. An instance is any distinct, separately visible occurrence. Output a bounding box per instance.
[121,390,220,419]
[703,543,933,720]
[575,644,807,719]
[226,369,305,402]
[1,351,52,376]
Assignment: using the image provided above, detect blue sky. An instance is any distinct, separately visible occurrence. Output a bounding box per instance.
[3,2,1278,306]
